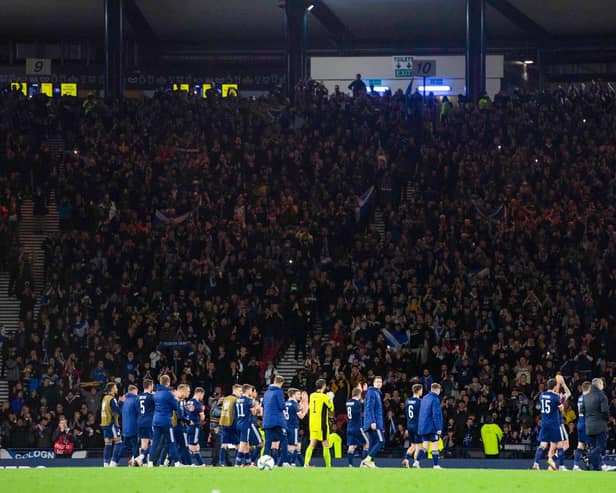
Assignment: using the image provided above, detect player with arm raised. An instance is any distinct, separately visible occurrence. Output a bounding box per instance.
[235,384,260,466]
[573,381,592,470]
[417,382,444,469]
[285,388,308,466]
[346,387,368,467]
[135,379,155,466]
[403,383,423,468]
[360,376,385,468]
[185,387,205,466]
[532,378,565,470]
[100,382,122,467]
[304,379,335,468]
[552,374,571,470]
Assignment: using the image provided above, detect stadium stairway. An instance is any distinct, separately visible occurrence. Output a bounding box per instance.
[277,342,302,384]
[0,380,8,405]
[0,271,20,376]
[276,320,329,387]
[45,136,65,163]
[18,191,60,319]
[374,208,385,245]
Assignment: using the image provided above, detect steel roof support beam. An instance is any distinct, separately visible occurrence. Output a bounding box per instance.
[466,0,486,103]
[104,0,124,99]
[306,0,353,49]
[286,0,307,100]
[486,0,547,39]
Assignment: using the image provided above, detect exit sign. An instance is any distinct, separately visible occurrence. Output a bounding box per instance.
[394,68,412,78]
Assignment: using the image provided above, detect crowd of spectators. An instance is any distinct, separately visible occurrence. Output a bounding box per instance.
[0,81,614,457]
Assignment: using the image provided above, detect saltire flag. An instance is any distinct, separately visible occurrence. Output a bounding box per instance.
[355,186,375,223]
[153,209,193,227]
[381,327,410,352]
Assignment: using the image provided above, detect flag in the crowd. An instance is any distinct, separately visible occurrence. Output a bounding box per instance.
[355,186,375,223]
[153,209,193,227]
[381,327,410,352]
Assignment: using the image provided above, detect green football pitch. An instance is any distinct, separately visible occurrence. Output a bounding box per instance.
[2,467,615,493]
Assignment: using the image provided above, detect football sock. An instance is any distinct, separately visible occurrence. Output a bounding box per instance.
[192,451,204,466]
[405,453,412,462]
[295,450,304,466]
[104,443,113,464]
[323,447,332,468]
[432,451,439,466]
[271,448,279,465]
[416,448,426,461]
[348,450,355,466]
[534,446,545,464]
[573,448,582,467]
[111,441,124,463]
[251,447,260,464]
[219,447,227,466]
[557,448,564,467]
[234,452,244,466]
[304,445,314,466]
[361,449,368,459]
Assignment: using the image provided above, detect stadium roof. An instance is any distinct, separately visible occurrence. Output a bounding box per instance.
[2,0,616,54]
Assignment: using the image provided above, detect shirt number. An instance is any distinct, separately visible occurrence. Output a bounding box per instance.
[540,398,551,414]
[347,406,353,420]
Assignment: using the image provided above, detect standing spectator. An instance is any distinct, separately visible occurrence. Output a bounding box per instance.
[582,378,613,471]
[348,74,366,97]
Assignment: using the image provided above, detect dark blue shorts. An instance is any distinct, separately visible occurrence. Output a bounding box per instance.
[347,429,368,447]
[539,424,568,444]
[101,424,120,440]
[287,427,300,446]
[187,425,201,446]
[421,433,439,443]
[577,423,588,445]
[408,428,423,444]
[264,426,287,442]
[221,426,239,445]
[243,424,263,446]
[138,426,153,440]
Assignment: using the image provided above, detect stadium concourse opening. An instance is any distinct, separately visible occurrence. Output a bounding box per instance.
[0,0,616,484]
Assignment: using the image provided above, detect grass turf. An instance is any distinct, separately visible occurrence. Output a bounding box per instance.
[2,467,615,493]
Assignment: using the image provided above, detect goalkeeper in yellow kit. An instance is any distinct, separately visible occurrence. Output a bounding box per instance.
[305,378,335,467]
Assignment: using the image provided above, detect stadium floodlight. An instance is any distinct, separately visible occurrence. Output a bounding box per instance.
[307,4,315,11]
[417,85,451,93]
[523,60,534,65]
